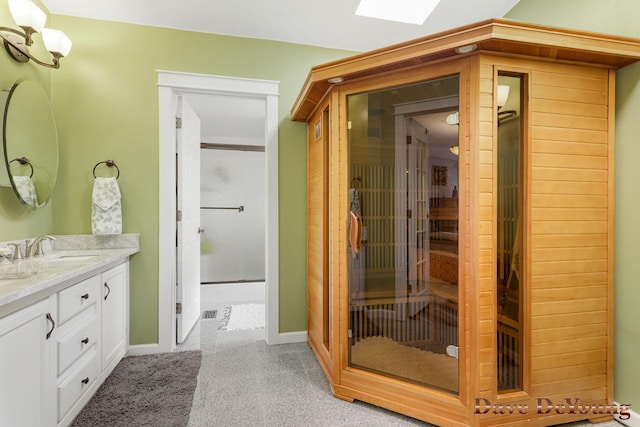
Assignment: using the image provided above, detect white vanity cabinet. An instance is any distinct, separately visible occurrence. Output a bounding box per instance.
[0,257,131,427]
[55,275,101,424]
[55,262,129,427]
[100,263,128,372]
[0,295,57,427]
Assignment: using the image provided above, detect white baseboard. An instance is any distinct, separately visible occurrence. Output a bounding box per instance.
[615,402,640,427]
[266,330,307,345]
[126,343,163,356]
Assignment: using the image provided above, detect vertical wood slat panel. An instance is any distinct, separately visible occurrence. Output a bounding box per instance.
[351,164,397,273]
[349,297,457,346]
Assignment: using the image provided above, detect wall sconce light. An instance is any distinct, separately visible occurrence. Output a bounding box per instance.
[497,84,517,125]
[0,0,72,68]
[449,145,459,156]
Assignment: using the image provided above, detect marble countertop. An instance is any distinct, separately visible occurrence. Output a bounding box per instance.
[0,234,139,316]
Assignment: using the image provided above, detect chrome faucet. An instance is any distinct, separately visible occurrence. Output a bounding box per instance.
[25,235,57,258]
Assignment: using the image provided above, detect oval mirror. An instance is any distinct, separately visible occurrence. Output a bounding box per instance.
[0,80,59,209]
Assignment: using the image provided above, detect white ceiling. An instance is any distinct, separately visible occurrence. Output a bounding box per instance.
[41,0,520,52]
[40,0,519,142]
[184,93,265,143]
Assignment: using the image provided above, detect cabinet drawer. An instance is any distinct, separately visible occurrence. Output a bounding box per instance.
[58,276,100,325]
[57,314,99,376]
[57,348,100,421]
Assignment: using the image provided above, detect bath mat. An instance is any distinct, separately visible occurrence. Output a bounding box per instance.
[70,350,202,427]
[218,303,265,331]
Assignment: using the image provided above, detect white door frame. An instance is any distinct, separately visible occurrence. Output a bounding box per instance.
[156,70,280,352]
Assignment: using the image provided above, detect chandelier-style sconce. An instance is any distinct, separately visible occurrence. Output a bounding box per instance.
[0,0,72,68]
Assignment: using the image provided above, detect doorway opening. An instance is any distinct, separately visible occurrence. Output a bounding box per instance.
[157,71,280,353]
[198,138,266,308]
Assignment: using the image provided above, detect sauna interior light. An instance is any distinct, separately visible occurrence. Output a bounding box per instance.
[0,0,72,68]
[355,0,441,25]
[497,85,510,108]
[328,77,344,84]
[497,83,517,125]
[449,146,459,156]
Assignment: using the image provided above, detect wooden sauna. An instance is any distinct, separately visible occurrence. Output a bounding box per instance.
[293,19,640,427]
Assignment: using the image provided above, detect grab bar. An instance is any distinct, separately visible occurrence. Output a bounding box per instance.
[201,205,244,213]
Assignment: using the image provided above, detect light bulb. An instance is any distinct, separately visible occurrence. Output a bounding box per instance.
[8,0,46,32]
[42,29,73,57]
[497,85,510,108]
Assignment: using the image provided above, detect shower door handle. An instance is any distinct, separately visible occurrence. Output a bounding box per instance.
[198,228,205,234]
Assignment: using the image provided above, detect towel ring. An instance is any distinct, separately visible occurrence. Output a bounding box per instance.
[93,160,120,179]
[10,157,34,178]
[351,177,361,188]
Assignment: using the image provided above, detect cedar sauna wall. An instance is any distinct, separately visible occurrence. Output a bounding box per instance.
[475,56,615,426]
[295,19,640,427]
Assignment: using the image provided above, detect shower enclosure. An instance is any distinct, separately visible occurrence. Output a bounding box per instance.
[200,146,265,284]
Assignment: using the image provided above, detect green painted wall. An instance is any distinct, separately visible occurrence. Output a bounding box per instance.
[45,15,353,343]
[506,0,640,410]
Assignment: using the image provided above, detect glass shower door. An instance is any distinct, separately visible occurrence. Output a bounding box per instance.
[200,149,265,284]
[347,75,460,394]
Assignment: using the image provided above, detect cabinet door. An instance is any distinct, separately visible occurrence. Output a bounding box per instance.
[0,296,56,427]
[101,263,128,371]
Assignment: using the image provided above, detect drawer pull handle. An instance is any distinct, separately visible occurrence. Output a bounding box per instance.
[81,377,89,385]
[45,313,55,340]
[81,337,89,344]
[81,293,89,300]
[104,283,111,301]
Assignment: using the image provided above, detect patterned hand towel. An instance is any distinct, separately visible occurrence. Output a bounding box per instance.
[12,175,38,209]
[92,177,122,235]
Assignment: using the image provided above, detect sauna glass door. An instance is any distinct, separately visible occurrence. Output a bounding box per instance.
[347,75,460,394]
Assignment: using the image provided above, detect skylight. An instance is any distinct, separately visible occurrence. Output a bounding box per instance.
[355,0,441,25]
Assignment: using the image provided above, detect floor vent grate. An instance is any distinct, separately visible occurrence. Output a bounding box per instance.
[202,310,218,319]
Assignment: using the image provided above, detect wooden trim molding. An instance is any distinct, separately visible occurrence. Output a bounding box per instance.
[291,18,640,122]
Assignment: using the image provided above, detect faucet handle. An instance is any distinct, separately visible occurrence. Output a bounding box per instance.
[7,242,24,260]
[31,235,57,257]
